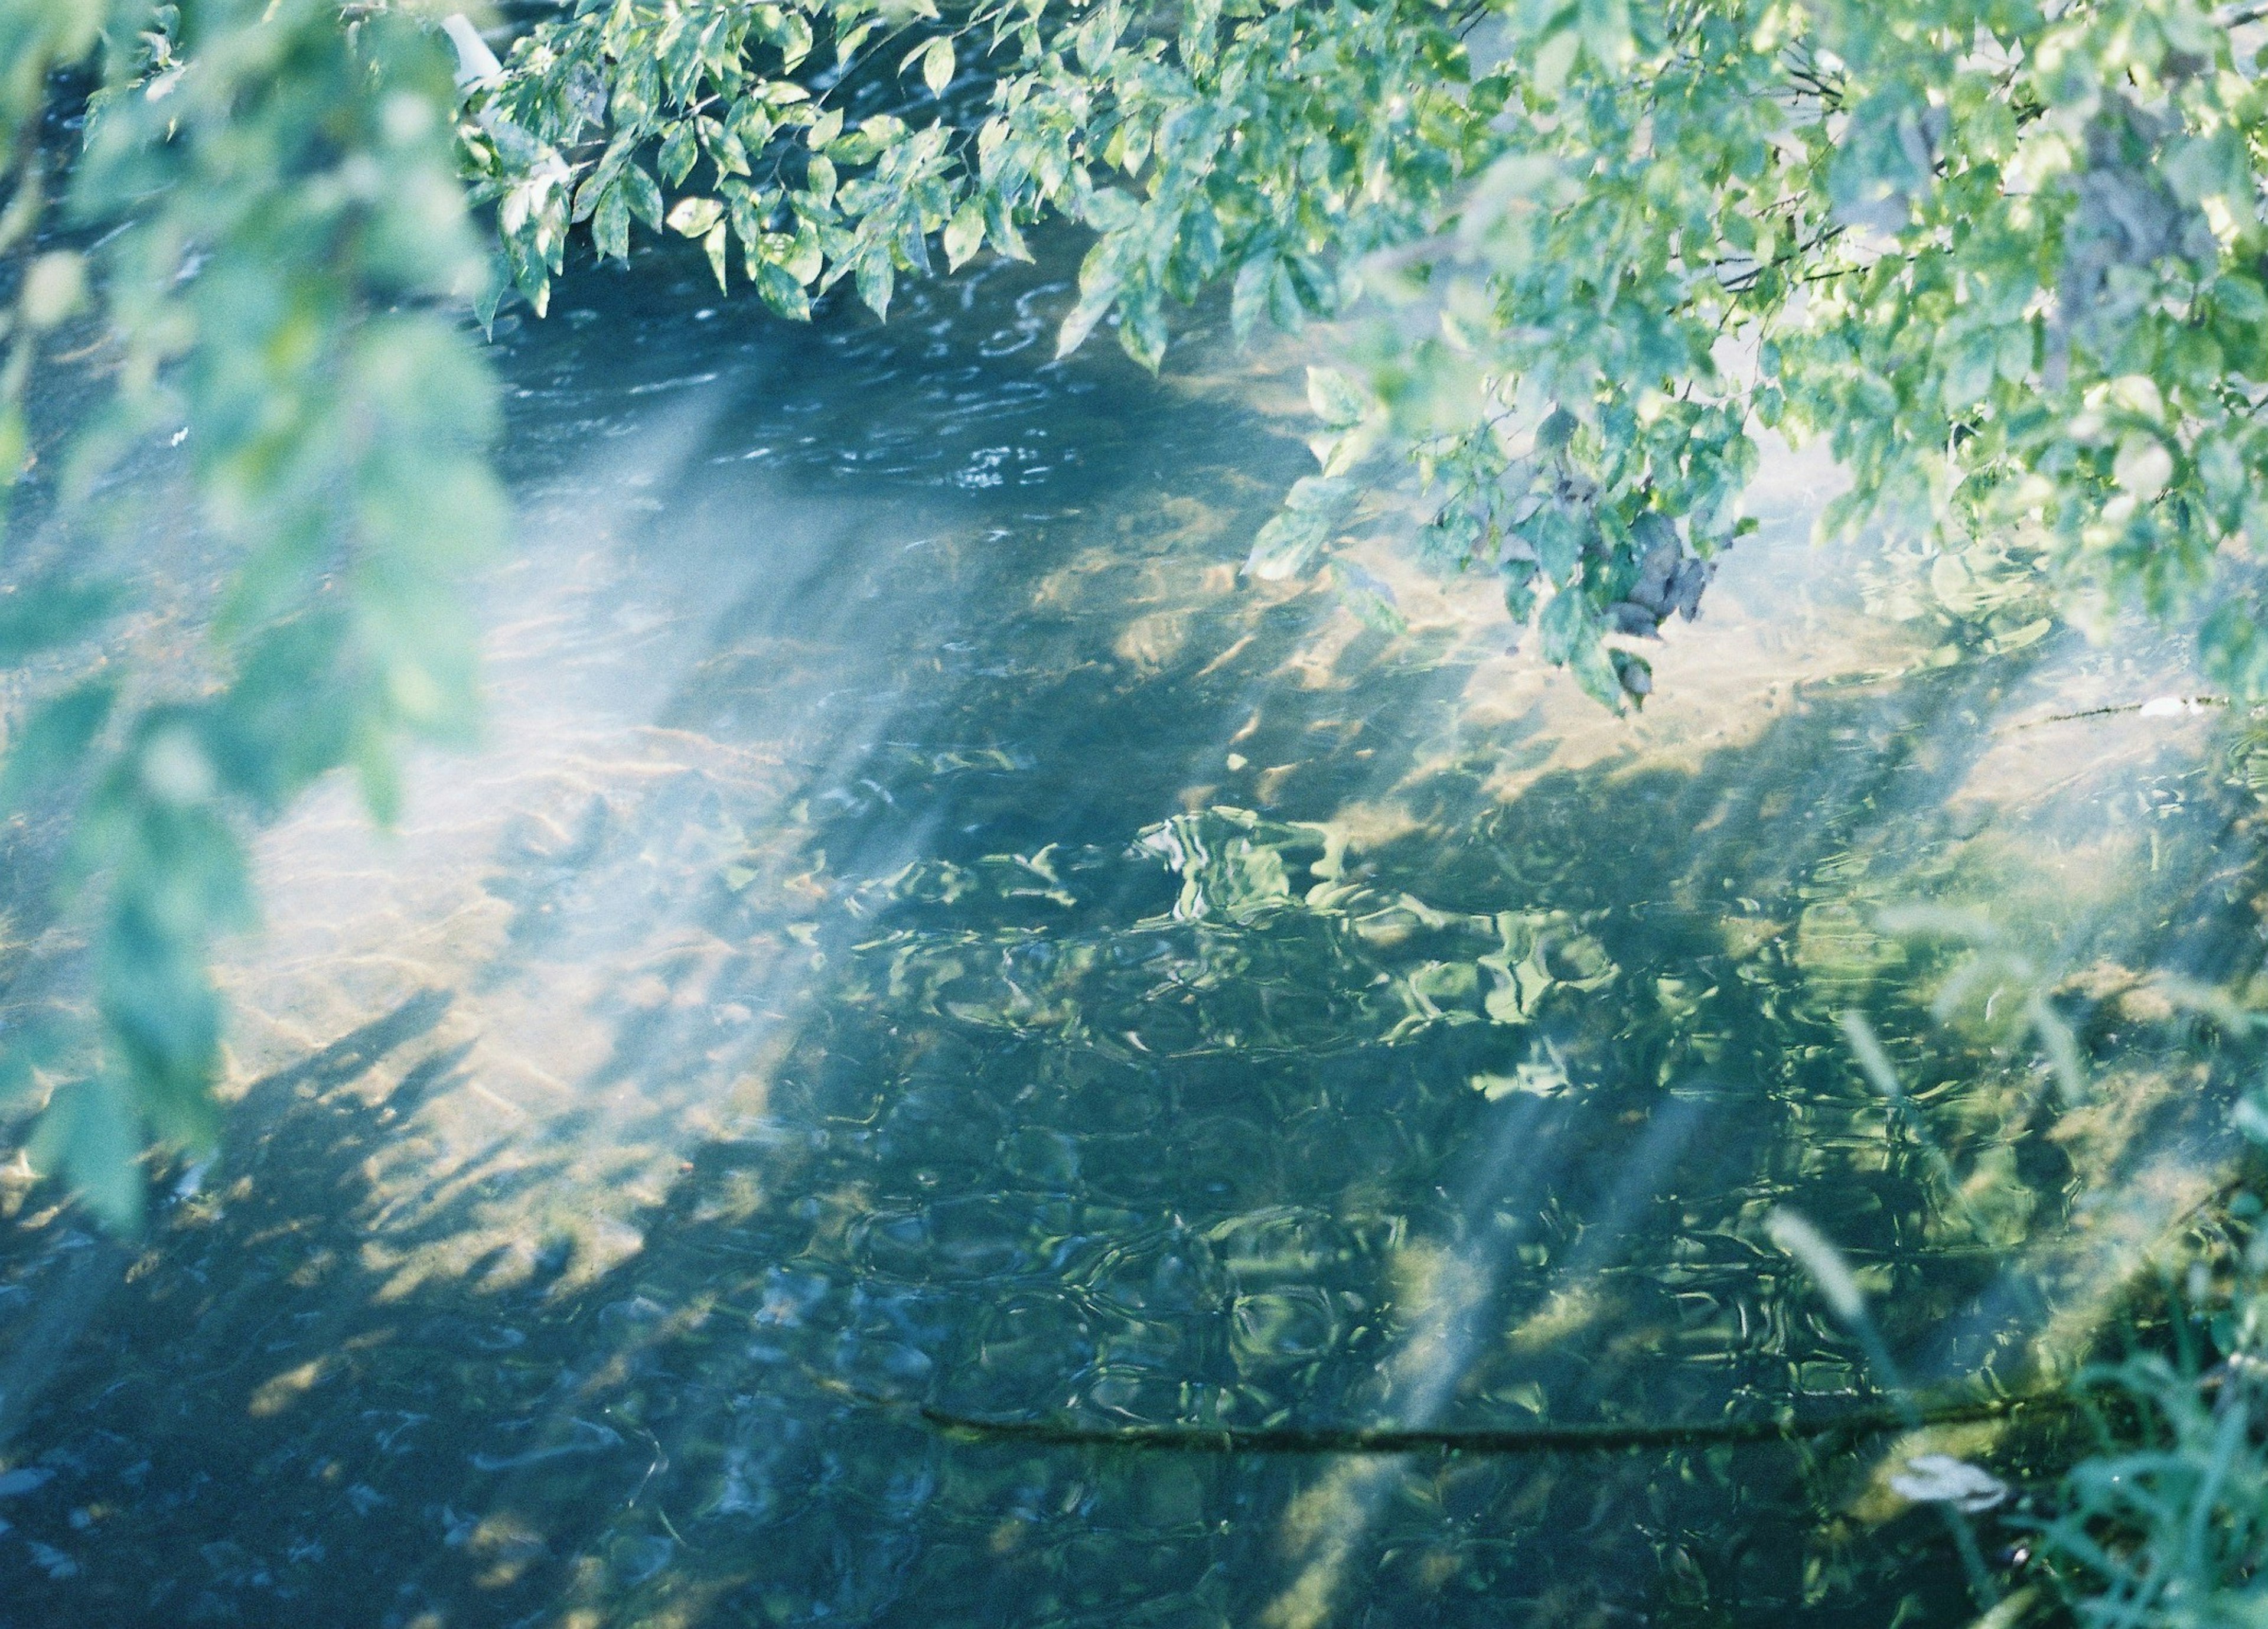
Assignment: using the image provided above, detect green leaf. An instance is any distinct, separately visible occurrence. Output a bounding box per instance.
[779,12,814,71]
[1331,558,1407,634]
[1305,366,1368,429]
[1246,510,1327,579]
[1540,589,1623,708]
[1578,0,1632,66]
[623,165,664,230]
[780,221,824,283]
[0,575,123,662]
[1057,245,1122,357]
[1612,650,1652,703]
[1119,293,1167,372]
[570,149,620,223]
[734,105,776,154]
[914,36,955,98]
[855,250,895,317]
[667,196,725,238]
[1503,564,1539,624]
[806,153,838,205]
[1529,503,1586,588]
[706,125,751,178]
[985,195,1031,262]
[1264,257,1306,332]
[1538,584,1591,666]
[659,123,699,187]
[1247,475,1354,579]
[943,200,986,271]
[1533,27,1580,97]
[755,258,812,320]
[1082,187,1139,234]
[0,679,117,815]
[703,220,729,289]
[593,180,631,261]
[1283,475,1353,514]
[28,1076,144,1233]
[1231,253,1275,343]
[1940,330,1997,410]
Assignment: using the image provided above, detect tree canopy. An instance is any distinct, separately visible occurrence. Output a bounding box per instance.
[476,0,2268,702]
[2,0,2266,1217]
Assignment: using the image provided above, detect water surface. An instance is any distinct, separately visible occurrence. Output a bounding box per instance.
[0,235,2261,1628]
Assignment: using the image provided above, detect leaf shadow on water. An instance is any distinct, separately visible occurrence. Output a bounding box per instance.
[0,650,2261,1629]
[3,236,2267,1629]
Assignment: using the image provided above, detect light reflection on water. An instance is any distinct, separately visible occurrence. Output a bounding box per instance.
[0,234,2262,1627]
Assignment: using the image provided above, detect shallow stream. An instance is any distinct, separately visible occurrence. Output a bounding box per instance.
[1,236,2264,1628]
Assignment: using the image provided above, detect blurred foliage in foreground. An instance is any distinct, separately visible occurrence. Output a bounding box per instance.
[0,1,500,1227]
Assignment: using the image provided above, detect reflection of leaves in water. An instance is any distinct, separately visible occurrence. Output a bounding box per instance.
[836,807,1619,1063]
[2224,715,2268,806]
[1855,536,2061,669]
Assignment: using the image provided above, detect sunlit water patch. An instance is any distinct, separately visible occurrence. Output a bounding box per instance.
[0,236,2263,1628]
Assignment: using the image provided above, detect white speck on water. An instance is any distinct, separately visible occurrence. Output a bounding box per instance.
[1889,1454,2009,1511]
[2139,695,2208,718]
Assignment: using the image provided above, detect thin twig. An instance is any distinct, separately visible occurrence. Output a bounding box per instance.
[850,1387,2075,1455]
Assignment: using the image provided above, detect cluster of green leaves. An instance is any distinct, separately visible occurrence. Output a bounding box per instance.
[468,0,1510,619]
[473,0,1498,333]
[2030,1341,2268,1628]
[1317,0,2268,702]
[2021,1103,2268,1625]
[476,0,2268,707]
[0,1,500,1226]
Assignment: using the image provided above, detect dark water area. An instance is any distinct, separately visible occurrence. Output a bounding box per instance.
[1,234,2265,1628]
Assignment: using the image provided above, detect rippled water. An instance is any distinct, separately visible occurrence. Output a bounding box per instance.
[2,234,2264,1628]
